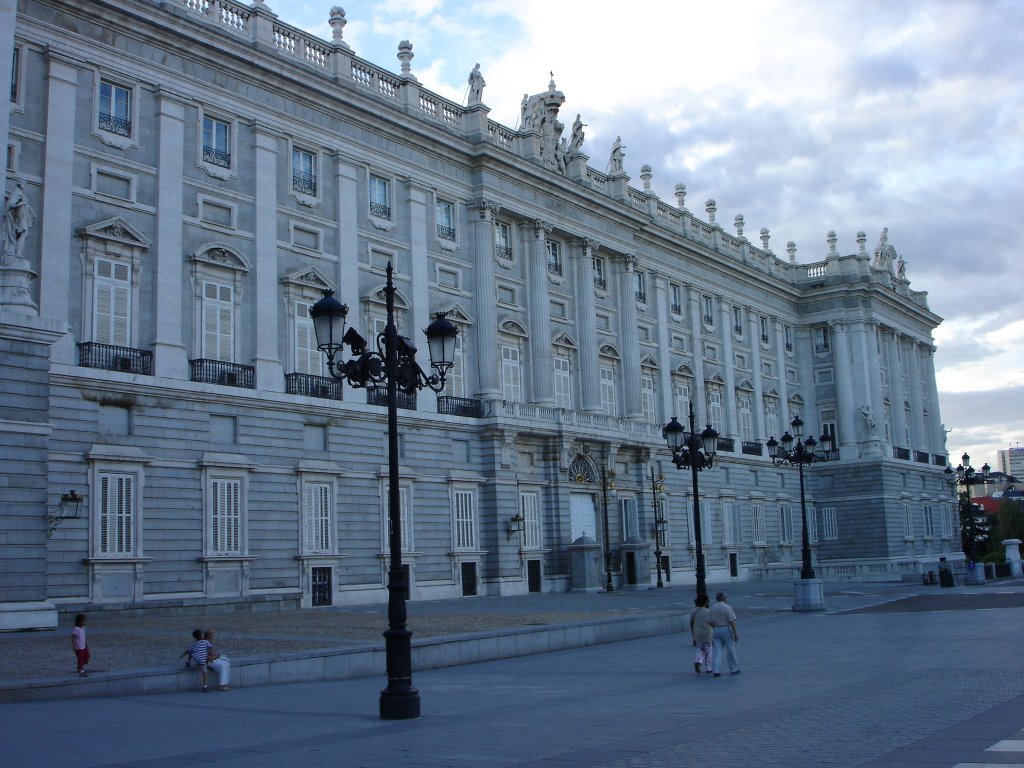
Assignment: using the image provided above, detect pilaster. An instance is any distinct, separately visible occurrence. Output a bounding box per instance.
[407,181,435,413]
[618,254,642,418]
[252,125,283,390]
[527,220,553,405]
[469,201,501,401]
[575,239,600,412]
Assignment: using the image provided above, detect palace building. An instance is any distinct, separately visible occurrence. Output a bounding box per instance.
[0,0,957,628]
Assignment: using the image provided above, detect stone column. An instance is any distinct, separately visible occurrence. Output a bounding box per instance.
[831,321,857,457]
[773,318,790,421]
[153,90,188,378]
[38,52,80,363]
[687,285,708,427]
[618,255,642,418]
[575,239,601,412]
[407,181,435,412]
[469,201,501,401]
[748,310,765,440]
[720,300,737,442]
[886,331,908,450]
[333,156,360,308]
[849,319,883,456]
[923,345,942,454]
[527,221,553,405]
[651,271,673,422]
[252,125,283,390]
[905,339,925,452]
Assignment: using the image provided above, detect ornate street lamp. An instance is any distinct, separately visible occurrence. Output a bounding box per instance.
[650,467,668,588]
[662,400,718,598]
[599,462,618,592]
[766,416,837,585]
[945,453,990,563]
[310,262,457,721]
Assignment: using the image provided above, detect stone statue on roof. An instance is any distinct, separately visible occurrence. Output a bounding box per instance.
[520,76,568,175]
[467,63,485,105]
[872,227,898,271]
[567,113,586,157]
[608,136,625,174]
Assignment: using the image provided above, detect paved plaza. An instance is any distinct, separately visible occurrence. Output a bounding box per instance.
[4,580,1024,767]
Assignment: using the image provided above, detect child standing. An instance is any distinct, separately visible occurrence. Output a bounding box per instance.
[184,629,211,692]
[71,613,89,677]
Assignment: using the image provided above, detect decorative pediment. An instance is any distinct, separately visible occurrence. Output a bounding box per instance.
[764,387,780,398]
[789,393,804,405]
[499,318,529,337]
[736,378,755,392]
[437,303,475,326]
[599,343,620,359]
[640,354,659,370]
[675,364,695,378]
[191,242,251,272]
[79,217,151,249]
[365,284,410,311]
[706,372,727,387]
[551,331,578,349]
[280,265,333,293]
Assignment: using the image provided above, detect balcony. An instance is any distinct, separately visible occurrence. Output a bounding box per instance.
[370,202,391,220]
[367,386,417,410]
[202,145,231,168]
[190,359,255,389]
[892,447,911,460]
[594,275,607,290]
[634,290,647,303]
[292,171,317,197]
[285,373,343,401]
[741,441,763,456]
[717,437,735,453]
[914,450,931,464]
[438,396,483,417]
[77,342,153,375]
[436,224,456,241]
[98,112,131,137]
[671,303,682,316]
[495,244,513,260]
[546,259,563,277]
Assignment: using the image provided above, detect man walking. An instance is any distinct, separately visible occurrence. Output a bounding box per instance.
[709,592,740,677]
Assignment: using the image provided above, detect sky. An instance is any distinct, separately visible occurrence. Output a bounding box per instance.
[284,0,1023,469]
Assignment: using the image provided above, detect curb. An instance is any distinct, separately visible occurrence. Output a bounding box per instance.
[0,611,685,703]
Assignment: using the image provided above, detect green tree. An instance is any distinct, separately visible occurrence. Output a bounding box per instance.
[993,498,1024,545]
[960,495,993,560]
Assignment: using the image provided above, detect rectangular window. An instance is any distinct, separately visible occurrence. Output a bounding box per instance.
[304,482,332,554]
[903,502,913,539]
[822,506,838,540]
[448,335,465,398]
[554,356,572,409]
[707,389,723,433]
[765,398,780,441]
[723,501,741,545]
[752,503,766,545]
[738,395,754,441]
[521,491,541,549]
[98,472,135,555]
[600,366,617,417]
[202,116,231,168]
[780,503,794,544]
[294,301,322,375]
[784,325,794,352]
[673,380,691,422]
[593,255,607,290]
[369,175,391,219]
[10,46,19,103]
[923,503,935,538]
[501,344,522,402]
[760,316,770,344]
[820,408,838,447]
[702,296,714,325]
[641,374,656,424]
[210,478,241,555]
[733,306,743,335]
[435,200,456,241]
[807,506,818,543]
[940,503,952,538]
[545,240,562,276]
[292,148,317,196]
[202,281,234,362]
[399,485,412,552]
[495,221,512,260]
[634,271,647,303]
[620,497,639,540]
[99,79,132,137]
[670,283,682,316]
[814,327,830,353]
[94,258,131,347]
[453,489,477,550]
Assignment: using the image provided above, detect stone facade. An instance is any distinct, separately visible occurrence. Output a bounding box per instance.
[1,0,958,621]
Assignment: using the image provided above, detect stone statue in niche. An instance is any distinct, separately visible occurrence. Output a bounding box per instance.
[467,63,485,105]
[2,180,34,266]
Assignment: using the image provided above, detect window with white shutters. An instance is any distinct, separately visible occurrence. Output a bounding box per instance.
[738,395,754,441]
[641,374,656,424]
[94,258,131,346]
[903,502,913,539]
[673,380,690,422]
[501,345,522,402]
[780,503,794,544]
[453,489,476,550]
[923,503,935,538]
[723,501,741,545]
[752,503,766,545]
[822,507,838,540]
[448,335,466,398]
[807,505,818,543]
[210,478,241,555]
[620,496,639,540]
[554,356,572,409]
[708,388,724,433]
[304,482,332,554]
[202,281,234,361]
[521,492,541,549]
[98,472,135,555]
[600,366,617,417]
[294,301,322,374]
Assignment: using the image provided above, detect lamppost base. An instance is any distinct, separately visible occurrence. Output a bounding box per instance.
[380,688,421,720]
[792,578,826,612]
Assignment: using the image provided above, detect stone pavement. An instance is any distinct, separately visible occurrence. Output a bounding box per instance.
[4,578,1024,766]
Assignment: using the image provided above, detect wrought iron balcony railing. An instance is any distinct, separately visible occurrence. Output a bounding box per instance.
[437,396,483,417]
[436,224,456,241]
[495,244,513,260]
[741,440,763,456]
[285,372,343,400]
[190,359,255,389]
[77,342,153,375]
[203,145,231,168]
[98,112,131,137]
[370,202,391,220]
[367,386,417,410]
[292,171,317,196]
[717,437,735,452]
[892,447,911,460]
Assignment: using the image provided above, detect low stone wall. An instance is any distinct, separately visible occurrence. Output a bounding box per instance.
[0,612,684,703]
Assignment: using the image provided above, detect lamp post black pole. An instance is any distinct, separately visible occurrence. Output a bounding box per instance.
[795,446,815,580]
[379,274,418,721]
[601,463,614,593]
[689,416,707,599]
[651,466,664,589]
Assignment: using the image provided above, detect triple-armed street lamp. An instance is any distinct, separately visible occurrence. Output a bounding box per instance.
[945,453,990,562]
[766,416,837,581]
[662,401,718,598]
[310,262,458,721]
[599,461,618,592]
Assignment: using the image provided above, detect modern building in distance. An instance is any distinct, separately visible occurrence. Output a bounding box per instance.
[996,447,1024,481]
[1,0,957,628]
